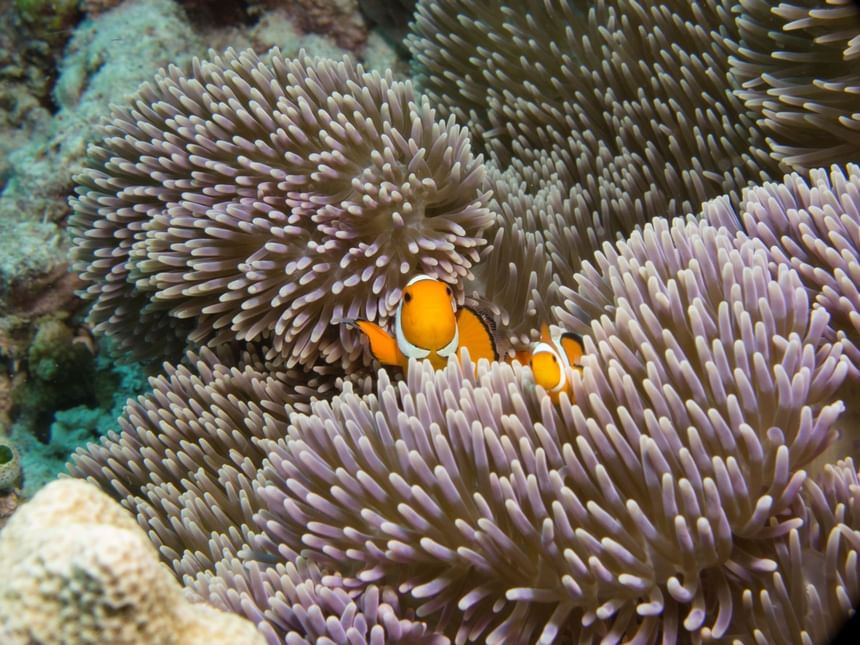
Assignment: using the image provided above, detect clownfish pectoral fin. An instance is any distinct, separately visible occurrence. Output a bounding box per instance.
[539,322,552,343]
[351,320,401,366]
[506,348,531,365]
[456,306,498,363]
[559,332,585,368]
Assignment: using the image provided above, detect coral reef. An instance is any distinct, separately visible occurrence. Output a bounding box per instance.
[79,0,124,16]
[1,0,386,501]
[13,318,98,434]
[14,0,80,44]
[0,478,265,644]
[0,3,53,181]
[10,0,860,642]
[1,0,205,287]
[255,0,368,50]
[0,436,21,492]
[358,0,416,46]
[0,435,22,530]
[0,0,208,478]
[8,349,149,497]
[0,490,20,530]
[1,308,150,497]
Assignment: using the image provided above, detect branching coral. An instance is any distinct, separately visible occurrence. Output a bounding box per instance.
[70,48,492,367]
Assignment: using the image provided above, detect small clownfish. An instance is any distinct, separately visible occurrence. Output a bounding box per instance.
[349,275,498,371]
[515,323,585,403]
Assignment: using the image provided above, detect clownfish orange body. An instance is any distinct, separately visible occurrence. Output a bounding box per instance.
[350,275,498,371]
[518,323,585,402]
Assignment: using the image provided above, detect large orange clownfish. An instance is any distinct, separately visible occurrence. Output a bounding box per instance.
[349,275,498,370]
[513,323,585,402]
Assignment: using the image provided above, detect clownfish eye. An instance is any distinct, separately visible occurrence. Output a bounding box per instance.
[404,292,412,303]
[551,355,557,363]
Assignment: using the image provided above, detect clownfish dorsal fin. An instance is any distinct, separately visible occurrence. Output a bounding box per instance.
[456,306,498,363]
[352,319,402,366]
[559,332,585,368]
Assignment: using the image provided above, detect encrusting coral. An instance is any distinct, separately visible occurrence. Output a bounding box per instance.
[0,478,264,645]
[70,48,492,369]
[0,436,21,492]
[63,0,860,643]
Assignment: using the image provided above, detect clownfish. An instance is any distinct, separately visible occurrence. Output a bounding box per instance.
[515,323,585,402]
[349,275,498,370]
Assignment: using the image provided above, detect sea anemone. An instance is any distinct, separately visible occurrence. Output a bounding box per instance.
[409,0,783,340]
[70,48,493,368]
[730,0,860,169]
[64,1,860,642]
[703,164,860,375]
[190,556,445,643]
[72,211,856,641]
[722,458,860,643]
[257,217,847,641]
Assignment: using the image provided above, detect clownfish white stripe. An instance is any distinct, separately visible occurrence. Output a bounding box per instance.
[405,274,434,288]
[394,274,457,359]
[532,341,567,393]
[436,325,460,357]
